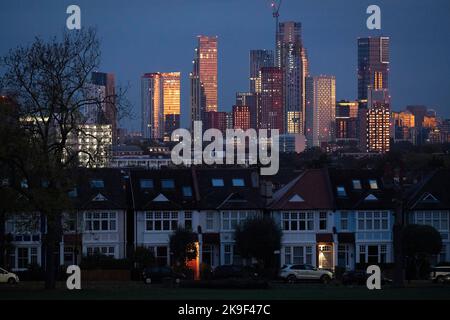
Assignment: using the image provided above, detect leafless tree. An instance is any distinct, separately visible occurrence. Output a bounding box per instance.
[0,28,130,289]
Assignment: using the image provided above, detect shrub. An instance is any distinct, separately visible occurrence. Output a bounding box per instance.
[79,254,130,270]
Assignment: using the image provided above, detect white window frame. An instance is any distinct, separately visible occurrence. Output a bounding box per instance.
[145,211,179,232]
[356,211,389,231]
[281,211,314,231]
[84,212,117,232]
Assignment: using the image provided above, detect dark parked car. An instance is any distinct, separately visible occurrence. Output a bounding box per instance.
[212,265,260,280]
[342,270,392,286]
[142,266,186,284]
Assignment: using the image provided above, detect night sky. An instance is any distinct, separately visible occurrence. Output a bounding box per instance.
[1,0,449,130]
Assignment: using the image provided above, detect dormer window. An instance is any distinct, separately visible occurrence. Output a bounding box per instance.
[232,178,245,187]
[140,179,154,189]
[90,179,104,189]
[352,180,362,190]
[68,188,78,198]
[369,179,378,190]
[161,179,175,189]
[337,186,347,197]
[212,178,224,187]
[182,186,193,197]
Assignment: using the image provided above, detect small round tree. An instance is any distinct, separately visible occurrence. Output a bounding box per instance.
[234,215,282,271]
[402,224,442,279]
[169,227,197,268]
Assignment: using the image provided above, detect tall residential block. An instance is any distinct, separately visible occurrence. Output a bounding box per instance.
[305,75,336,148]
[276,21,309,134]
[259,67,283,132]
[357,37,390,101]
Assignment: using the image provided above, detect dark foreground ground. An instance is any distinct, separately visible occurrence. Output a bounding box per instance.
[0,281,449,300]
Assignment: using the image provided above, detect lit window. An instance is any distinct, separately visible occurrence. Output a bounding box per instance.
[212,178,224,187]
[232,178,245,187]
[140,179,154,189]
[161,179,175,189]
[90,179,104,188]
[337,186,347,197]
[352,180,362,189]
[182,186,192,197]
[369,179,378,189]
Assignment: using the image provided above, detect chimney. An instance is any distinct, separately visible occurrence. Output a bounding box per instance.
[260,180,273,205]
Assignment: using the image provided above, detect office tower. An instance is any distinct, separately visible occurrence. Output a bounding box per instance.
[249,50,274,93]
[236,92,258,129]
[335,100,359,142]
[357,37,390,101]
[276,21,308,134]
[141,72,181,140]
[190,36,217,130]
[305,75,336,148]
[232,105,251,130]
[204,111,228,133]
[392,110,416,143]
[259,67,283,131]
[365,89,391,153]
[90,72,117,144]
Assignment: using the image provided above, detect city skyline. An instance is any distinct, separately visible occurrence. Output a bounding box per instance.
[1,0,450,131]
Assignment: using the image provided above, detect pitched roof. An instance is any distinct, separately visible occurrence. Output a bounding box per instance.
[130,168,197,211]
[407,169,450,210]
[327,168,395,210]
[269,169,334,210]
[72,168,127,210]
[194,167,265,210]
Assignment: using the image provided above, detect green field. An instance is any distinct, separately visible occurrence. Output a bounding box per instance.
[0,281,449,300]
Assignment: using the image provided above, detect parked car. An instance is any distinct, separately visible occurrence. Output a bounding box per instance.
[443,273,450,284]
[212,265,260,280]
[142,266,186,284]
[279,264,334,284]
[0,267,19,284]
[342,270,392,286]
[430,266,450,283]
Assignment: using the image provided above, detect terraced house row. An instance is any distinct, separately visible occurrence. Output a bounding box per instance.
[2,167,449,272]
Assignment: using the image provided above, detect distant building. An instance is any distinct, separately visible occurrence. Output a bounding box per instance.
[236,92,258,130]
[357,37,389,101]
[249,50,274,93]
[259,67,283,132]
[336,100,359,143]
[392,110,416,144]
[305,75,336,148]
[366,89,391,153]
[232,105,251,131]
[204,111,228,133]
[276,21,309,134]
[190,36,218,130]
[90,72,117,145]
[70,124,113,167]
[141,72,181,140]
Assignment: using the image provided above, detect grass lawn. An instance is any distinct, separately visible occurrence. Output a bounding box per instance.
[0,281,449,300]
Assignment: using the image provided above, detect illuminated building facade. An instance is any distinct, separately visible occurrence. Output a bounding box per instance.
[249,50,274,93]
[357,37,390,101]
[90,72,117,144]
[305,75,336,148]
[366,89,391,153]
[141,72,181,140]
[276,21,309,134]
[259,67,283,132]
[335,100,359,142]
[70,124,113,167]
[236,92,258,129]
[392,110,415,143]
[196,35,218,113]
[232,105,251,130]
